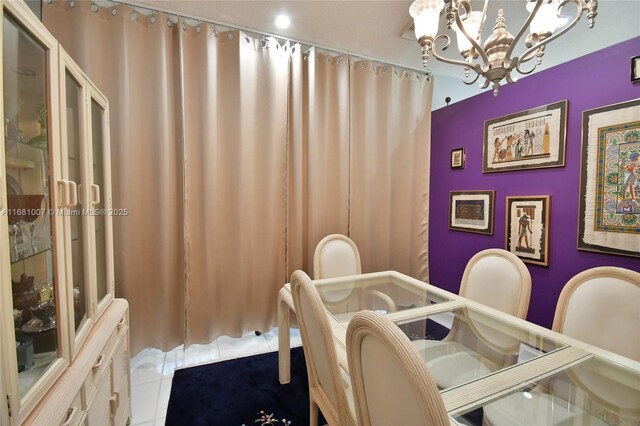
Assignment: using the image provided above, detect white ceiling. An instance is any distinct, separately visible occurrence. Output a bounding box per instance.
[133,0,640,108]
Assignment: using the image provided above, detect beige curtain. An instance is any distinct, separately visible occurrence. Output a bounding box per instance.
[43,2,433,353]
[43,3,185,354]
[287,47,350,277]
[349,61,433,281]
[180,27,290,344]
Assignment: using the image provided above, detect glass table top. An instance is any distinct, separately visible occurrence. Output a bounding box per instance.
[451,356,640,426]
[313,271,453,323]
[370,305,566,392]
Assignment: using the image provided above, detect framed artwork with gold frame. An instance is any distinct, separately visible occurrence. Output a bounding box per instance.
[506,196,550,266]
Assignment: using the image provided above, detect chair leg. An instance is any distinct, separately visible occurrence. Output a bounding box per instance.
[309,397,319,426]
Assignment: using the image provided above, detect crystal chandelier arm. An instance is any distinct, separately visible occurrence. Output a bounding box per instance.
[515,0,585,74]
[503,0,545,68]
[452,0,490,67]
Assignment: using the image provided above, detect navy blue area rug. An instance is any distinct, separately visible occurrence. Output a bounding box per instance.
[165,347,324,426]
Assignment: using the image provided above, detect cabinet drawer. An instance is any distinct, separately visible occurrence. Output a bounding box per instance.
[82,315,127,403]
[111,337,131,426]
[85,361,113,426]
[60,391,83,426]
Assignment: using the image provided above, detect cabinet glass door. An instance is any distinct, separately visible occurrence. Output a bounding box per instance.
[2,10,64,399]
[88,90,113,311]
[60,52,92,353]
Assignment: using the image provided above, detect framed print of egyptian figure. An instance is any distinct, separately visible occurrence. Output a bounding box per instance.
[483,101,567,173]
[506,196,550,266]
[578,99,640,257]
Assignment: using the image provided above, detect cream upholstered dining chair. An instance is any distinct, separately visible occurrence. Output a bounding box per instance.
[313,234,396,314]
[346,311,449,426]
[552,266,640,360]
[482,267,640,425]
[411,249,532,389]
[459,248,531,318]
[290,270,356,426]
[313,234,362,279]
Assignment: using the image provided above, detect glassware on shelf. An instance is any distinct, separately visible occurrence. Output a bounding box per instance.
[27,104,47,149]
[4,98,25,148]
[7,194,45,260]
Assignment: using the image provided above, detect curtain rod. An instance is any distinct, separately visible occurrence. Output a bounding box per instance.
[110,0,431,77]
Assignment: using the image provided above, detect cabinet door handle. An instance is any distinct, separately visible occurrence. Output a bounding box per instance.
[110,390,119,414]
[91,184,100,205]
[117,317,126,329]
[57,180,69,208]
[61,406,78,426]
[68,181,78,207]
[92,354,104,371]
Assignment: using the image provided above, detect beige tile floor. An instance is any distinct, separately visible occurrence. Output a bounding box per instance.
[129,328,302,425]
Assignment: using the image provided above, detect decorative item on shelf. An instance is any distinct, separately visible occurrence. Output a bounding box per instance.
[13,290,38,320]
[451,147,465,169]
[16,337,34,372]
[14,309,23,329]
[28,104,48,149]
[408,0,598,95]
[7,194,46,259]
[505,195,550,266]
[11,273,38,324]
[39,281,54,302]
[483,100,567,173]
[12,273,35,293]
[578,98,640,257]
[4,98,25,147]
[24,299,56,332]
[73,286,81,311]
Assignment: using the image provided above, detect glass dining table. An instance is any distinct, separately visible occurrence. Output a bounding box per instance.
[277,271,640,425]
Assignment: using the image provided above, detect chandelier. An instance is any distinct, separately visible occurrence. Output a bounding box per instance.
[409,0,598,95]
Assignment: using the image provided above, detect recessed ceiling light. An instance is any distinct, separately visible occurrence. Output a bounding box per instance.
[275,14,290,29]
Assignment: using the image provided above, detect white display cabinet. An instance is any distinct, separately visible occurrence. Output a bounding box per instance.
[0,1,128,424]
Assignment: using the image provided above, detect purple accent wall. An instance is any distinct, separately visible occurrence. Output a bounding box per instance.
[429,36,640,328]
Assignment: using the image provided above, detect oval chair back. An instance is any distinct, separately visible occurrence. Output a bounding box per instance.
[347,311,449,426]
[290,270,355,426]
[314,234,362,280]
[459,248,532,319]
[553,266,640,361]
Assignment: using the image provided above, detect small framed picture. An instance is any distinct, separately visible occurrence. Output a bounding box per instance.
[449,190,495,235]
[505,196,550,266]
[632,55,640,82]
[451,148,465,169]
